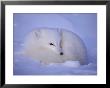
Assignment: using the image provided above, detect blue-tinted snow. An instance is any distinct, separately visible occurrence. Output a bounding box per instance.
[13,13,97,75]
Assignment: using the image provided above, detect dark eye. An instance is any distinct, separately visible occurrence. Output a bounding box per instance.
[49,43,55,46]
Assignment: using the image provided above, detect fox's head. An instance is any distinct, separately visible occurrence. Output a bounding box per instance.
[33,28,63,55]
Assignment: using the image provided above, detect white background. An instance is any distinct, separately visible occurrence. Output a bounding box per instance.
[5,5,106,84]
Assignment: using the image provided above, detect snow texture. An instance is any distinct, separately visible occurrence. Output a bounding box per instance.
[13,13,97,75]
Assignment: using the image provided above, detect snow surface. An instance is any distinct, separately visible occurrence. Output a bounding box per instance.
[13,13,97,75]
[14,55,97,75]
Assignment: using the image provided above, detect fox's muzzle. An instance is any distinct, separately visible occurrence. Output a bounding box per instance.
[60,52,63,55]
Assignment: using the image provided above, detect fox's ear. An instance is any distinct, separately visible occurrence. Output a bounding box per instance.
[34,29,41,39]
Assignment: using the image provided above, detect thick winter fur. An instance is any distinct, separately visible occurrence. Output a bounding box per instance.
[23,28,87,65]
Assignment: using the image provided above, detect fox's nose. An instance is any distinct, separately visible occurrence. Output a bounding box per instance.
[60,52,63,55]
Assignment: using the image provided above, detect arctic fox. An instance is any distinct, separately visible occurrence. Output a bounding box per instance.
[23,28,87,65]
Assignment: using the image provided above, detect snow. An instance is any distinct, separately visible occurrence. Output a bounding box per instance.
[13,13,97,75]
[14,55,96,75]
[61,61,81,68]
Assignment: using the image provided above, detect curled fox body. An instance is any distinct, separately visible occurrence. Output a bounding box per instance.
[23,28,87,65]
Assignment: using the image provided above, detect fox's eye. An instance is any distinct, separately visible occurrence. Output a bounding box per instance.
[49,43,55,46]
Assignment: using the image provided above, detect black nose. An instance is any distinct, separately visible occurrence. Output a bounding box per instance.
[60,52,63,55]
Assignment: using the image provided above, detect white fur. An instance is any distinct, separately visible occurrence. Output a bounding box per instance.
[22,28,87,65]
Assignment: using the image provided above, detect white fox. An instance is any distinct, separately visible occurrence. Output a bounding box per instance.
[23,28,87,65]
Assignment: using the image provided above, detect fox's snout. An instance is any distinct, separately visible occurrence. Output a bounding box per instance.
[60,52,63,55]
[51,46,63,55]
[55,44,64,55]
